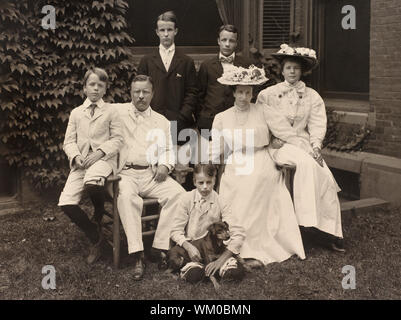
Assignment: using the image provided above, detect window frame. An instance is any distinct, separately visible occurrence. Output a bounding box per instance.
[311,0,370,104]
[124,0,223,54]
[258,0,295,51]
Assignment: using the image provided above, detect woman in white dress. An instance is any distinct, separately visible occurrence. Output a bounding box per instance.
[210,65,306,267]
[256,44,345,251]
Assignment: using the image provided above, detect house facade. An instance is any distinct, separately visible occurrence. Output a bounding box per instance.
[1,0,401,209]
[127,0,401,205]
[127,0,400,157]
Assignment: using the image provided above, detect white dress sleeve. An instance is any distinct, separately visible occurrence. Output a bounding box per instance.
[210,113,226,164]
[257,89,303,148]
[307,90,327,149]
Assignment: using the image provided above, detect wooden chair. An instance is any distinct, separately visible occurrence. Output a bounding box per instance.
[102,164,194,269]
[102,174,122,268]
[102,175,160,269]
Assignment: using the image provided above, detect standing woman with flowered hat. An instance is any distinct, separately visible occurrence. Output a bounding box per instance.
[210,65,306,268]
[257,44,345,251]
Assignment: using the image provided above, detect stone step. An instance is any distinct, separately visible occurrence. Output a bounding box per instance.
[0,198,26,217]
[340,197,390,214]
[0,206,25,217]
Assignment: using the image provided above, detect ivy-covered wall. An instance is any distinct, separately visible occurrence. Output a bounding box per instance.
[0,0,136,190]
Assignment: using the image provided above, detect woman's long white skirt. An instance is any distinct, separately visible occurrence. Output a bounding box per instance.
[219,148,306,265]
[269,143,343,238]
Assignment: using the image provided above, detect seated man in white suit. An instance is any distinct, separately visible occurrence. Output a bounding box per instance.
[114,75,185,280]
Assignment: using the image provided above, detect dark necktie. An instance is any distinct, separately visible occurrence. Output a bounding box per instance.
[89,103,97,117]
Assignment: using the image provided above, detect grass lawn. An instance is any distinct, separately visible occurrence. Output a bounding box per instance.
[0,199,400,300]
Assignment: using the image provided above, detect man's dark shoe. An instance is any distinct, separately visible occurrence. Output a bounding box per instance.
[330,237,346,253]
[149,247,166,263]
[132,254,145,281]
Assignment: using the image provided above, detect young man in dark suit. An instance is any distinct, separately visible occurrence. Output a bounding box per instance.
[137,11,198,143]
[197,25,252,136]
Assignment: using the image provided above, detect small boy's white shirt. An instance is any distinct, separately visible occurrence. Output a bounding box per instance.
[194,189,213,205]
[170,189,245,255]
[185,189,217,241]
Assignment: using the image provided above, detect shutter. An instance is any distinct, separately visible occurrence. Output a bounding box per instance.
[262,0,293,49]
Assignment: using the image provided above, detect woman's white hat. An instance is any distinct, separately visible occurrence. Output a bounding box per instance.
[271,44,318,72]
[217,64,268,86]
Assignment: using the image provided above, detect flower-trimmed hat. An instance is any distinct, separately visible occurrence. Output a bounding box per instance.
[217,64,268,86]
[271,44,318,72]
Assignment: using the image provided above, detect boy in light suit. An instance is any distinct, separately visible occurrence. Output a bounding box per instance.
[58,67,124,264]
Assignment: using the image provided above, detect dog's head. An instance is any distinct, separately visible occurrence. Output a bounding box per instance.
[207,221,230,242]
[167,246,187,272]
[168,255,185,271]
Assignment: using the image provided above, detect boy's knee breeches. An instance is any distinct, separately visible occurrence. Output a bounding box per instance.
[58,160,112,206]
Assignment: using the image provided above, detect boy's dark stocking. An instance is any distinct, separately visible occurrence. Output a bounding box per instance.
[85,184,107,224]
[61,205,99,244]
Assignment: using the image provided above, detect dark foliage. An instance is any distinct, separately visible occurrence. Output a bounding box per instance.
[323,110,371,152]
[0,0,136,189]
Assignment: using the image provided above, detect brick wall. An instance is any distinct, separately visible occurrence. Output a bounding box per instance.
[367,0,401,158]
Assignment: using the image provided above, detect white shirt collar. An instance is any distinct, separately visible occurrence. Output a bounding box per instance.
[219,52,235,61]
[194,189,215,204]
[83,98,105,109]
[131,103,152,117]
[159,43,175,53]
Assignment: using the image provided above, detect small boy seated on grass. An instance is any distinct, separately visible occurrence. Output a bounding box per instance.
[170,163,246,283]
[58,67,124,264]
